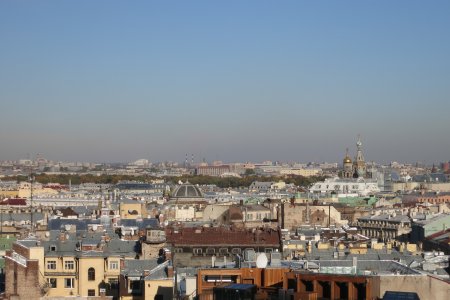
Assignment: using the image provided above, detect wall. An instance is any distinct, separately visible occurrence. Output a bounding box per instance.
[202,204,230,222]
[4,255,42,299]
[281,204,347,230]
[78,257,107,297]
[144,279,173,299]
[373,275,450,300]
[120,203,143,219]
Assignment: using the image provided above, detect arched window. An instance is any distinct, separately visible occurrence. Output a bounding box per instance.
[88,267,95,281]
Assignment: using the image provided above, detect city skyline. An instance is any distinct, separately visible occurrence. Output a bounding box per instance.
[1,1,450,164]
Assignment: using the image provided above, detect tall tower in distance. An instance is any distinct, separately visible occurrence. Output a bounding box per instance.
[353,135,367,178]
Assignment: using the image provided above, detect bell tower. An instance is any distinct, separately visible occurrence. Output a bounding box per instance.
[353,135,367,178]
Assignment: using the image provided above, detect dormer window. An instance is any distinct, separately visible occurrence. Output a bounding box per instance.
[50,245,57,251]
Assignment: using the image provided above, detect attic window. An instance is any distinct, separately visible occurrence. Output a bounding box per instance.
[50,245,57,251]
[219,248,228,255]
[231,248,241,254]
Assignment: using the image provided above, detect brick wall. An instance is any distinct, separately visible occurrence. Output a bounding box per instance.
[4,254,41,299]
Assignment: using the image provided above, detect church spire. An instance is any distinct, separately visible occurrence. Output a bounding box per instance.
[354,135,366,178]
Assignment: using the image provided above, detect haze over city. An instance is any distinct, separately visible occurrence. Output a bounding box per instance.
[1,1,449,164]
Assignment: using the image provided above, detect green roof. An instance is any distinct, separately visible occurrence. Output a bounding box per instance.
[0,236,16,251]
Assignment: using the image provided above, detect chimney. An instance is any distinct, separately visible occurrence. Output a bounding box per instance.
[120,259,125,270]
[352,256,358,269]
[143,270,150,277]
[386,242,392,254]
[167,265,174,278]
[164,249,172,261]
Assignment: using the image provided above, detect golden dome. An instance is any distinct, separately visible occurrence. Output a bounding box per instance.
[343,148,352,164]
[343,156,352,164]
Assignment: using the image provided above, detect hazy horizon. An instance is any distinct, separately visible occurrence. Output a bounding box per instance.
[1,1,449,164]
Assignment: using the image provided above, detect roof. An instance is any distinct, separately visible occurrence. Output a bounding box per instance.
[42,237,138,258]
[115,183,154,190]
[0,198,27,205]
[171,184,204,198]
[413,213,450,226]
[120,218,159,229]
[412,173,448,183]
[166,226,280,247]
[358,213,410,223]
[2,212,44,222]
[47,218,101,231]
[122,259,159,277]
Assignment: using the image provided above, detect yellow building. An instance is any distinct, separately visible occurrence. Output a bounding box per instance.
[120,199,147,219]
[18,181,59,198]
[119,260,173,300]
[5,235,137,299]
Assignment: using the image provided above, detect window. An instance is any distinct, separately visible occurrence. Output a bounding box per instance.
[109,261,119,270]
[174,248,183,253]
[108,278,119,289]
[64,260,74,270]
[88,267,95,281]
[219,248,228,255]
[88,289,95,296]
[47,260,56,270]
[193,248,202,255]
[64,278,74,289]
[206,248,215,255]
[47,278,57,288]
[231,248,241,254]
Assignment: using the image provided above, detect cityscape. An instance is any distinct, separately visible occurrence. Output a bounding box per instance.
[1,1,450,300]
[1,137,450,299]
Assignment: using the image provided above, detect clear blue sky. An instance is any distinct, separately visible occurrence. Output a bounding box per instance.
[1,1,449,164]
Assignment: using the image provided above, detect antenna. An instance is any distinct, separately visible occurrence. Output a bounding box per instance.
[256,253,268,268]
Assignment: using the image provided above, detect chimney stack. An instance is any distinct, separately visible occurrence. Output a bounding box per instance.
[167,265,174,278]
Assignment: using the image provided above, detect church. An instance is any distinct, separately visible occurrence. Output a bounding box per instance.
[309,137,380,197]
[342,136,367,179]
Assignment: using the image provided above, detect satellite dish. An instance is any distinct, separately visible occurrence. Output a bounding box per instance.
[255,253,268,268]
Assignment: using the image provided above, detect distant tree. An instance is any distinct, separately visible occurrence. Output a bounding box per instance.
[244,169,255,176]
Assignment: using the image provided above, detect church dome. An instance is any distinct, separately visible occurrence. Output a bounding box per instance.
[343,156,352,164]
[172,183,204,198]
[169,182,205,203]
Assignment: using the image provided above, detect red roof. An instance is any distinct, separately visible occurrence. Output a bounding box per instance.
[165,226,280,247]
[0,198,27,206]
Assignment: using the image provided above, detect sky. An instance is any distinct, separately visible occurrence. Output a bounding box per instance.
[1,1,449,164]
